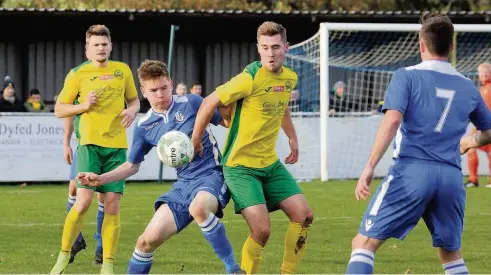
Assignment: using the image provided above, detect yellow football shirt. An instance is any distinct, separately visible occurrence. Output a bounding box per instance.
[216,61,298,168]
[58,60,138,149]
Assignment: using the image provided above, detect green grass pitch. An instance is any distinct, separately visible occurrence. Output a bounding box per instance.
[0,179,490,273]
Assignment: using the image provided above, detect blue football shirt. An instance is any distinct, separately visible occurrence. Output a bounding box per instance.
[383,60,491,169]
[128,94,223,180]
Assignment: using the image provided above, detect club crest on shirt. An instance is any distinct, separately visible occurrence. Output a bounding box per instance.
[113,70,124,80]
[285,80,293,92]
[175,111,184,122]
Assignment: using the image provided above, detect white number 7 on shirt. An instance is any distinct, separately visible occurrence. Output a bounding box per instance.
[435,88,456,133]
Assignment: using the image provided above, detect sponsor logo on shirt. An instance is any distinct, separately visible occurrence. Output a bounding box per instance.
[100,75,114,80]
[274,86,284,92]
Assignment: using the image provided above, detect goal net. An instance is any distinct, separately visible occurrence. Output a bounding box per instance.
[283,23,491,182]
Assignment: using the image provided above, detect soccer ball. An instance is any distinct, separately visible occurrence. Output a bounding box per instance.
[156,131,194,168]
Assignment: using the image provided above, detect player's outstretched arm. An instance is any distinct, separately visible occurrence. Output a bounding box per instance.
[192,72,253,153]
[192,91,226,153]
[281,108,299,164]
[463,89,491,154]
[461,129,491,154]
[78,162,140,187]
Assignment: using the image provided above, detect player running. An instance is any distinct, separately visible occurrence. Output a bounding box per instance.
[345,13,491,274]
[77,59,244,275]
[50,24,140,274]
[191,21,314,274]
[466,62,491,188]
[63,116,105,265]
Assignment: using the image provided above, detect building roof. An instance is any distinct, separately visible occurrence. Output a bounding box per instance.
[2,8,491,25]
[1,7,491,17]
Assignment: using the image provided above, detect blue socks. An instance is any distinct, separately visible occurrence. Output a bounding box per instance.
[346,248,375,274]
[443,259,469,274]
[128,249,154,274]
[199,213,240,274]
[94,200,104,256]
[67,195,84,245]
[128,213,239,274]
[67,195,76,212]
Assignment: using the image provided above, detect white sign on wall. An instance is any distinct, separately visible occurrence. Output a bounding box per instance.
[0,113,486,182]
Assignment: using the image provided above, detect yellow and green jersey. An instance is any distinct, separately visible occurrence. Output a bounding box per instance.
[58,60,138,149]
[216,61,297,168]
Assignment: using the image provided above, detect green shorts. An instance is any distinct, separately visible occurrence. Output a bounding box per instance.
[76,144,127,194]
[223,160,303,214]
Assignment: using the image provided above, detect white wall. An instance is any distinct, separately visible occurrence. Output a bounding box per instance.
[0,113,486,182]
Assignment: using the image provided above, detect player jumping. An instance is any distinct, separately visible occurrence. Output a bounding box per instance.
[63,116,105,265]
[345,13,491,274]
[192,21,314,274]
[50,24,140,274]
[77,59,244,275]
[466,62,491,188]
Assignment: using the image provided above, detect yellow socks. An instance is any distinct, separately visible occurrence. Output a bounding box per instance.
[61,208,86,252]
[241,235,264,274]
[102,213,121,264]
[280,222,311,274]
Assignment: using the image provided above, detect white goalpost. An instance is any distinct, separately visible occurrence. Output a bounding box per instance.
[283,22,491,182]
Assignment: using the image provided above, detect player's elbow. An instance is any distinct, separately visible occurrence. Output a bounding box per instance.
[54,103,66,118]
[203,91,222,109]
[482,129,491,145]
[383,110,403,129]
[128,162,140,175]
[388,117,402,128]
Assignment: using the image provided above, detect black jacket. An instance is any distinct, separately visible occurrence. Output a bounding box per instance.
[0,96,26,112]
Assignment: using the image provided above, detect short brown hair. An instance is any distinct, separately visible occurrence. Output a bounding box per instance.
[257,21,287,43]
[86,25,111,43]
[137,60,170,82]
[419,12,454,57]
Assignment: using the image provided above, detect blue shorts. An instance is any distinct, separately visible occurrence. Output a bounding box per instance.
[358,159,466,251]
[69,150,77,180]
[154,170,230,233]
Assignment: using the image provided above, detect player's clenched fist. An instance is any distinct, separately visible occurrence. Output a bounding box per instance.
[83,91,97,111]
[77,172,102,187]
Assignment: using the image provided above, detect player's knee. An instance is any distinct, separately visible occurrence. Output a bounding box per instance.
[303,212,314,227]
[250,224,271,246]
[188,200,210,222]
[136,234,158,253]
[289,205,314,224]
[351,234,381,252]
[103,193,121,214]
[74,198,91,214]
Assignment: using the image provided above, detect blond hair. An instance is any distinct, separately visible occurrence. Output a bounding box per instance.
[86,25,111,44]
[257,21,287,43]
[137,60,170,83]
